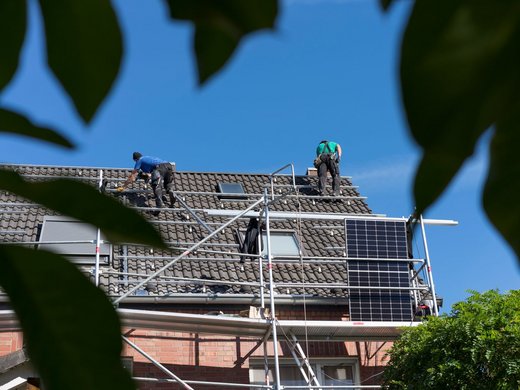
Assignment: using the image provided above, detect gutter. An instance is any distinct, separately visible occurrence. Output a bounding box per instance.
[111,294,347,306]
[0,294,347,306]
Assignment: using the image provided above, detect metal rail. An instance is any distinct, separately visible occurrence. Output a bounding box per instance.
[112,197,265,305]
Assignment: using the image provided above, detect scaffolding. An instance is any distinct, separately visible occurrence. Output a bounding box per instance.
[0,163,457,389]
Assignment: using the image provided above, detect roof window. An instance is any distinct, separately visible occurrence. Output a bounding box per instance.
[261,231,301,257]
[38,216,111,264]
[237,224,301,260]
[217,182,246,200]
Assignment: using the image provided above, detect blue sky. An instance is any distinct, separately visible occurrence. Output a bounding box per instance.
[1,0,518,312]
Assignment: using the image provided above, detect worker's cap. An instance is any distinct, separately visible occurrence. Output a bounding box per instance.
[132,152,142,160]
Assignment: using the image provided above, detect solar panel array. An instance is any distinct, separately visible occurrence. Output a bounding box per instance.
[345,219,408,260]
[345,219,413,322]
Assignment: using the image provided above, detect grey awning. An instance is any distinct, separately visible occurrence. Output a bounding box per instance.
[0,309,419,341]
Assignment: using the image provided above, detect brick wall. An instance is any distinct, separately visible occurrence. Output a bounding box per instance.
[0,332,23,356]
[121,306,392,389]
[0,307,393,388]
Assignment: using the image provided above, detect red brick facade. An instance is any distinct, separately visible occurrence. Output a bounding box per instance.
[0,307,392,388]
[118,306,393,388]
[0,332,23,356]
[123,332,391,388]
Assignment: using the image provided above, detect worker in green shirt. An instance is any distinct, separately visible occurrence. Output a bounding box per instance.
[314,140,342,196]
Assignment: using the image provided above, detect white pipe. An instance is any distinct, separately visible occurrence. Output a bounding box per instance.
[206,210,457,225]
[95,228,101,287]
[94,170,103,286]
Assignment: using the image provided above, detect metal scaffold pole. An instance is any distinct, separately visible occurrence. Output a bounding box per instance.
[95,169,103,286]
[419,215,439,316]
[95,228,101,287]
[264,188,281,389]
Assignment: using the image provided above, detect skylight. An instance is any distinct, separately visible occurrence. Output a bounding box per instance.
[217,182,246,199]
[261,231,301,257]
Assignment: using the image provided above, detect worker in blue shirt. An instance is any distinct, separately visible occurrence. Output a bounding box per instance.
[314,140,342,196]
[117,152,175,211]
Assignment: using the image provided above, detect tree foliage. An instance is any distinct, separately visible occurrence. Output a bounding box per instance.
[383,290,520,390]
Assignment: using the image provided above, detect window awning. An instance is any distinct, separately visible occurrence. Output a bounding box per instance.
[118,309,419,341]
[0,309,419,341]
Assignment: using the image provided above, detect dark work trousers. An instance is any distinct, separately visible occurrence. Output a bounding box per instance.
[151,163,175,208]
[317,154,340,196]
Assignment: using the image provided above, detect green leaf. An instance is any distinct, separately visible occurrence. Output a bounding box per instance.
[193,25,240,85]
[0,108,74,149]
[483,105,520,259]
[400,0,520,214]
[0,169,165,248]
[166,0,278,84]
[0,245,135,390]
[38,0,123,123]
[0,0,26,92]
[380,0,394,12]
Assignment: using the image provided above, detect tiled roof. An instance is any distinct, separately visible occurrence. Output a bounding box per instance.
[0,164,373,302]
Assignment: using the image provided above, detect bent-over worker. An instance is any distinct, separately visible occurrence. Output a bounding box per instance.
[117,152,175,210]
[314,140,342,196]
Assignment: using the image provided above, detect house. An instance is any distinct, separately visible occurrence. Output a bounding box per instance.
[0,162,442,389]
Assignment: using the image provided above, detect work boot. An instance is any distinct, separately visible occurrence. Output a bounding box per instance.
[168,192,176,207]
[156,197,164,208]
[152,204,163,216]
[152,199,164,216]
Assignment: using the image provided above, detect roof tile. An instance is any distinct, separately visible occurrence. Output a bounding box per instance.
[0,163,375,301]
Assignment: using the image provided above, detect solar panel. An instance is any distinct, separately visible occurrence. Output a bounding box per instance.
[345,219,408,259]
[345,219,413,321]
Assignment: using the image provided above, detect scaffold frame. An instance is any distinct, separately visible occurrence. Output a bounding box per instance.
[0,162,457,389]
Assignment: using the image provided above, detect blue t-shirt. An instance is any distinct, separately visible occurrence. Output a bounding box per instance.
[134,156,166,173]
